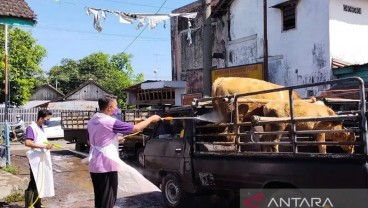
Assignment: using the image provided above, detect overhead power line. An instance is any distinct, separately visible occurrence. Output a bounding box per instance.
[18,25,167,41]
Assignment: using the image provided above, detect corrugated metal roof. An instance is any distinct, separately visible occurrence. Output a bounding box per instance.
[47,100,99,111]
[141,81,186,90]
[22,100,51,109]
[0,0,37,22]
[123,80,160,92]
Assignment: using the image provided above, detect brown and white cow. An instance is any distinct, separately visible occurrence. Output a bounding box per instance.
[212,77,301,99]
[261,100,356,154]
[206,77,302,143]
[212,77,301,124]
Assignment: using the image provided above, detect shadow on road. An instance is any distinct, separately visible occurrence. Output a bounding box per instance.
[116,192,164,207]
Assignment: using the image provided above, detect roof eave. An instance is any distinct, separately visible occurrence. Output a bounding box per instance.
[0,16,36,26]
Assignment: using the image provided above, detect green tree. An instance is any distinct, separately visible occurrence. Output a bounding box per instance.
[0,26,47,105]
[48,52,143,107]
[48,59,81,94]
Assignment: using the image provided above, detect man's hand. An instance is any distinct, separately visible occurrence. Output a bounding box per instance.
[45,143,54,149]
[132,115,162,133]
[118,136,125,143]
[148,115,161,123]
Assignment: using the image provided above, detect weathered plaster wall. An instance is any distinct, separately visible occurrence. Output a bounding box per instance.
[212,16,228,69]
[172,8,228,93]
[330,0,368,64]
[229,0,331,97]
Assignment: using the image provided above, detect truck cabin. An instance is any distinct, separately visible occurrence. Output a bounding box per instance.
[151,107,193,140]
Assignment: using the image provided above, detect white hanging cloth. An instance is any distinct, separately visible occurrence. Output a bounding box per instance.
[187,20,193,45]
[136,16,146,30]
[85,7,197,44]
[119,13,134,24]
[86,7,106,32]
[146,15,170,29]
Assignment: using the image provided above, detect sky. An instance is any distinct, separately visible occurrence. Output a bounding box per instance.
[23,0,195,81]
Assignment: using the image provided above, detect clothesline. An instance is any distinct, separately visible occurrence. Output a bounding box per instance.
[86,7,197,44]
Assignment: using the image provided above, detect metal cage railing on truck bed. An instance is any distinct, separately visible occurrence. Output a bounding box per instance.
[61,111,96,129]
[61,109,163,129]
[121,109,163,125]
[193,77,368,156]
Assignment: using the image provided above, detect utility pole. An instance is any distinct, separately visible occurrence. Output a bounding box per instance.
[263,0,269,81]
[55,79,59,89]
[8,75,10,105]
[4,24,11,165]
[202,0,212,97]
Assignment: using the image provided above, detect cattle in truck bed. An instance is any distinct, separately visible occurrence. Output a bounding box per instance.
[261,100,356,154]
[211,77,301,123]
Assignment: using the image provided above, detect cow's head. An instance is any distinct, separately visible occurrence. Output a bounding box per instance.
[341,130,356,154]
[212,97,233,123]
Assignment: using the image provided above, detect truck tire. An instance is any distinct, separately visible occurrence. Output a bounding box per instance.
[162,174,188,208]
[75,143,87,152]
[136,147,144,166]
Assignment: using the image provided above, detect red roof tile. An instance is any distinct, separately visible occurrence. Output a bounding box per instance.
[0,0,37,22]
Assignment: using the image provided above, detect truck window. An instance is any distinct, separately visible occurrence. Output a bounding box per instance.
[46,119,61,127]
[153,121,174,139]
[153,113,187,139]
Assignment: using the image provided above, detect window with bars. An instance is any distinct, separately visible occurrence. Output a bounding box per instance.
[282,4,296,31]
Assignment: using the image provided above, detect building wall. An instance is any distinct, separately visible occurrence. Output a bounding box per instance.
[330,0,368,65]
[30,87,62,101]
[229,0,331,97]
[67,84,108,100]
[172,9,228,94]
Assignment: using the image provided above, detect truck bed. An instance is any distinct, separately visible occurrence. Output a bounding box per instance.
[192,151,368,190]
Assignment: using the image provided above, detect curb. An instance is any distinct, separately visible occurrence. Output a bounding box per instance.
[0,170,29,199]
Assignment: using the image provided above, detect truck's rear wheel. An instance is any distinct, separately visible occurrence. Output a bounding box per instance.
[76,143,87,152]
[162,174,187,208]
[136,147,144,166]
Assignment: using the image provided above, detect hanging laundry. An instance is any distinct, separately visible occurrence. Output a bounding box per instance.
[86,7,105,32]
[119,13,135,24]
[187,20,193,45]
[184,13,197,45]
[136,16,146,30]
[146,15,170,29]
[84,7,197,43]
[101,10,107,19]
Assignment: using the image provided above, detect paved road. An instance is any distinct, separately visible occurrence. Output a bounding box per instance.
[8,141,233,208]
[8,141,164,208]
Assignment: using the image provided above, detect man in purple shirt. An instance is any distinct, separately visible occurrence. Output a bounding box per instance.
[87,95,161,208]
